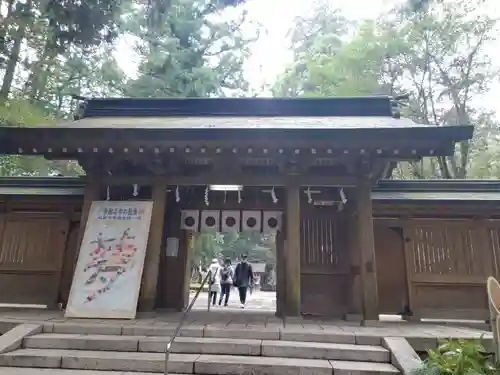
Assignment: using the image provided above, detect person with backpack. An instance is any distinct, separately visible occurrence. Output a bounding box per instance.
[218,258,234,307]
[234,254,254,308]
[208,258,221,306]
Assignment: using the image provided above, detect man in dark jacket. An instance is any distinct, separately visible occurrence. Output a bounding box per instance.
[234,254,254,308]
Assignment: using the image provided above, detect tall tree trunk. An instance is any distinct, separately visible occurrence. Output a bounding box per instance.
[0,0,33,99]
[0,29,23,98]
[23,38,54,100]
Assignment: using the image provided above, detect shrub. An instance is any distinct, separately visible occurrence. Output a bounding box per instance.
[411,338,499,375]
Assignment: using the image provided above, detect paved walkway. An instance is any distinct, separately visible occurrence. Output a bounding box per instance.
[191,289,276,312]
[0,286,493,354]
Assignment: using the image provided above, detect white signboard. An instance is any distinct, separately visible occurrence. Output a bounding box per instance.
[166,237,179,257]
[65,201,153,319]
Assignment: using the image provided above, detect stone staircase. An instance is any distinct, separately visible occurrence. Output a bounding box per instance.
[0,322,401,374]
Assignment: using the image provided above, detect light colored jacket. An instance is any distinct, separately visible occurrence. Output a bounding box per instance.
[208,262,221,292]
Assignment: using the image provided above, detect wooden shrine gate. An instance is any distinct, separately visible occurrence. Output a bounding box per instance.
[0,212,69,307]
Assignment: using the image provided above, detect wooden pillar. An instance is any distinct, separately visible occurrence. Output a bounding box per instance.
[285,184,301,316]
[348,211,363,318]
[275,230,286,317]
[75,178,100,256]
[356,180,379,321]
[139,177,167,311]
[182,231,194,309]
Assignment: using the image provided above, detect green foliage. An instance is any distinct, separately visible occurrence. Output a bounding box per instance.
[274,0,500,179]
[219,231,275,263]
[40,46,126,113]
[0,99,55,127]
[192,231,275,267]
[124,0,254,98]
[0,0,255,176]
[0,99,83,176]
[411,339,499,375]
[193,233,223,266]
[0,0,498,181]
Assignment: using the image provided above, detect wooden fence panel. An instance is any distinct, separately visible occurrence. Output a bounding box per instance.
[0,213,69,307]
[404,219,496,320]
[487,226,500,278]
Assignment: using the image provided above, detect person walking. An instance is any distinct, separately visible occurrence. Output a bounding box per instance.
[234,254,254,308]
[218,258,234,307]
[208,258,221,306]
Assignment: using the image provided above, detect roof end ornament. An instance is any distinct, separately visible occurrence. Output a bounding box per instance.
[71,94,89,121]
[390,93,410,119]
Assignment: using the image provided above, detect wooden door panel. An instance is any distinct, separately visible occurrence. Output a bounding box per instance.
[0,213,69,306]
[374,225,408,314]
[300,207,350,316]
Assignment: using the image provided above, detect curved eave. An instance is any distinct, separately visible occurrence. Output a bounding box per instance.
[0,125,473,155]
[374,179,500,192]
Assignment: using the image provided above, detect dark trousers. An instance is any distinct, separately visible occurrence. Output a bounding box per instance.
[219,284,231,306]
[209,291,217,305]
[238,286,248,304]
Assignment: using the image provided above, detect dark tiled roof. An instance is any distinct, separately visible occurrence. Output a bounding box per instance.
[373,179,500,192]
[78,97,396,118]
[0,96,473,153]
[372,191,500,201]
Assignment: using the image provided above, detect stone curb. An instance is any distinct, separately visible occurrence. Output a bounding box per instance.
[0,323,43,354]
[383,337,422,375]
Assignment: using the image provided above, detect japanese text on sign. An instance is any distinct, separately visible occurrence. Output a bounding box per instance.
[97,207,144,221]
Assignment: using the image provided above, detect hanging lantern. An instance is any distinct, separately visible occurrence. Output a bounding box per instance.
[242,210,262,232]
[201,210,220,232]
[221,210,240,233]
[263,211,283,233]
[181,210,199,231]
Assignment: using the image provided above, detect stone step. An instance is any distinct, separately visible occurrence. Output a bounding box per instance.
[44,322,367,344]
[24,333,390,362]
[0,349,196,373]
[0,369,180,375]
[261,340,390,362]
[0,349,400,375]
